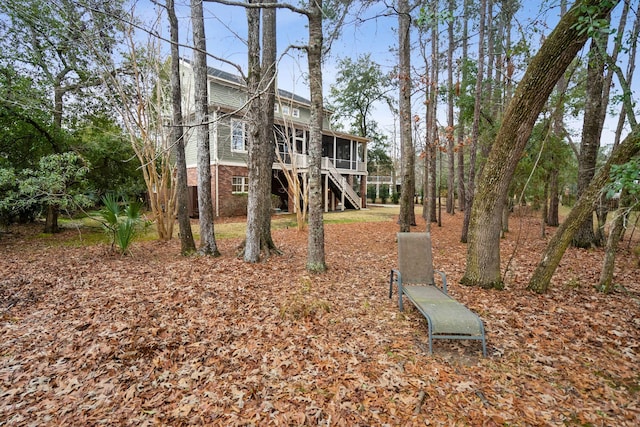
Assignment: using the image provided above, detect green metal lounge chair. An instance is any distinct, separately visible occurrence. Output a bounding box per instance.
[389,232,487,356]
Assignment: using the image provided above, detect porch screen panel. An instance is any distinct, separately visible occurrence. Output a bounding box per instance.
[335,138,350,169]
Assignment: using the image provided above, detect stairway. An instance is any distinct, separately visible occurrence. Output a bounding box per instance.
[325,160,361,210]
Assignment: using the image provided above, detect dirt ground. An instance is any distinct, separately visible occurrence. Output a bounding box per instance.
[1,209,639,426]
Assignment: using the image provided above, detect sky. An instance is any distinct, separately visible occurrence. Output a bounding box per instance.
[133,0,637,150]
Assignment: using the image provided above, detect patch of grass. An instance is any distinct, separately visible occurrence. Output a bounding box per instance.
[563,277,581,289]
[279,296,331,320]
[27,206,400,247]
[279,279,331,321]
[210,207,399,240]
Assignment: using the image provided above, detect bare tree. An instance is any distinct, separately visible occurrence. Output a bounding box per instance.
[95,12,178,241]
[274,120,309,231]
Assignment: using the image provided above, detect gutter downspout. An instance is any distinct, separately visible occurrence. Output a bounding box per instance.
[213,108,220,217]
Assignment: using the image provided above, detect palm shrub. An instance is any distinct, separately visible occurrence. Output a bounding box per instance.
[99,194,146,254]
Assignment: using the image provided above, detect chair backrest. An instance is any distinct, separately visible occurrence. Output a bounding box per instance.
[397,232,435,285]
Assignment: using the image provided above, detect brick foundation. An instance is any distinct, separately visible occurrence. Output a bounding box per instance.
[186,164,249,217]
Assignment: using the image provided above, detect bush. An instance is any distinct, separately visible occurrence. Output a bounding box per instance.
[99,194,148,255]
[367,185,377,202]
[391,191,400,204]
[380,184,389,204]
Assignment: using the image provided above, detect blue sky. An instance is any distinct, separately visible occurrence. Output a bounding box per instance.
[134,0,637,148]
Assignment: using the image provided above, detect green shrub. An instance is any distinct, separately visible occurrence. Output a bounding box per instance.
[380,184,389,204]
[99,194,147,255]
[367,185,377,202]
[391,191,400,204]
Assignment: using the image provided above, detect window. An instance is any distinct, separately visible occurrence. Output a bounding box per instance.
[292,108,300,118]
[232,176,249,194]
[231,119,247,152]
[282,105,290,116]
[274,104,279,113]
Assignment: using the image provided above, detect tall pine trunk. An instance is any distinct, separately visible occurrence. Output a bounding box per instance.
[244,0,279,262]
[460,0,486,244]
[306,0,326,272]
[168,0,196,256]
[191,0,219,256]
[446,0,455,215]
[258,2,278,255]
[457,0,470,213]
[398,0,415,232]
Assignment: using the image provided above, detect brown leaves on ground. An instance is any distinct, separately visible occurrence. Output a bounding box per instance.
[1,211,639,426]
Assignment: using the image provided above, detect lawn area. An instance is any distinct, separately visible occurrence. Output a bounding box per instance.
[1,207,639,425]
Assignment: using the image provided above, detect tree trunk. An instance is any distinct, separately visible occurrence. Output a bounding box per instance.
[446,0,455,215]
[547,0,568,228]
[44,83,66,234]
[191,0,220,256]
[457,129,466,212]
[461,0,618,289]
[598,194,629,293]
[460,0,486,244]
[502,197,510,235]
[245,3,262,262]
[429,6,438,225]
[547,167,560,226]
[397,0,415,232]
[573,38,607,248]
[306,0,326,272]
[44,205,60,234]
[457,0,469,213]
[244,0,279,263]
[422,60,431,224]
[168,0,196,256]
[528,128,639,293]
[597,2,640,291]
[257,2,278,255]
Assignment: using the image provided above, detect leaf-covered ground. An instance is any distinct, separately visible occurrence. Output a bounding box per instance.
[1,209,639,426]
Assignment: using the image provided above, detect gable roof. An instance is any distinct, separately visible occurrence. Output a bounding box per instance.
[181,58,310,106]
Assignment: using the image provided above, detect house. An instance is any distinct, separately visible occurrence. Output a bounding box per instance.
[180,59,369,217]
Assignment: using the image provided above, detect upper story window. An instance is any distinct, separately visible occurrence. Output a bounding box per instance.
[282,105,290,116]
[274,104,279,113]
[231,119,247,152]
[292,108,300,118]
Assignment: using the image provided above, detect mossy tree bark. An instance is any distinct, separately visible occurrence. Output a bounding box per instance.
[461,0,618,289]
[573,39,607,248]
